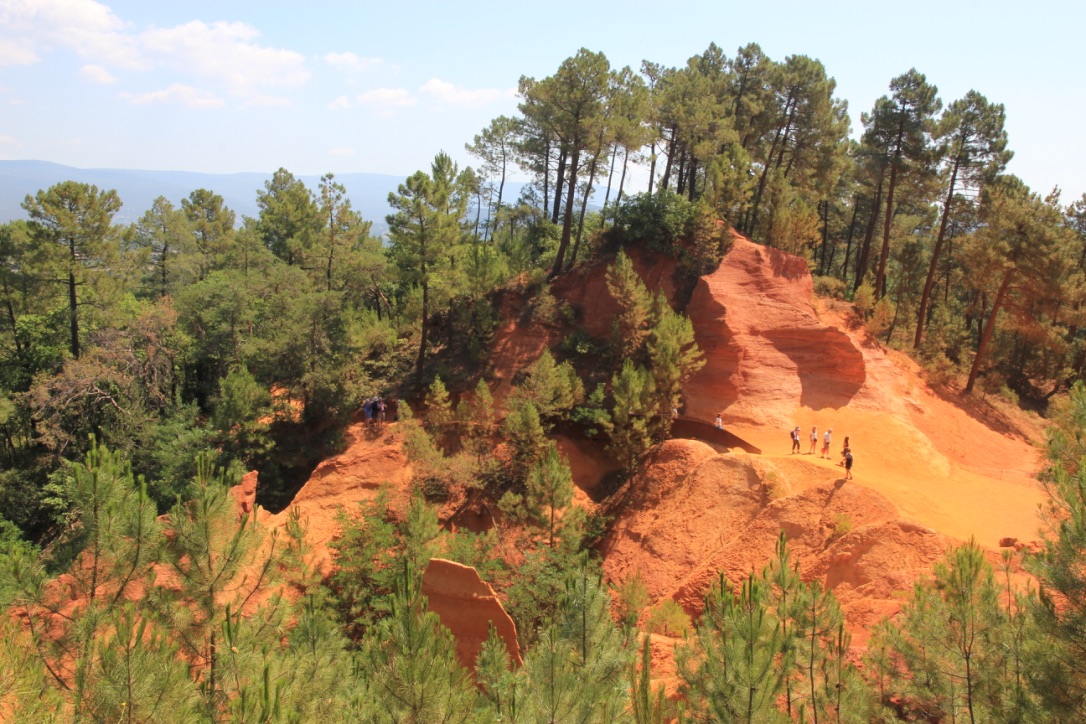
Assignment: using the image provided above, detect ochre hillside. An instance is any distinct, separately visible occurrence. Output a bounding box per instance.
[269,229,1047,658]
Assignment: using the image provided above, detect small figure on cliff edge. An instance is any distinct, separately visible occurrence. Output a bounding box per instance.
[791,426,801,454]
[839,436,850,465]
[714,413,723,430]
[843,449,854,480]
[809,426,818,454]
[821,428,832,458]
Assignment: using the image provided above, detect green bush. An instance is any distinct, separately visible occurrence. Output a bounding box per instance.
[611,191,696,254]
[813,275,847,300]
[644,598,692,637]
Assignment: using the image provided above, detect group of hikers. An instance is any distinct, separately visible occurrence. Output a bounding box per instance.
[361,397,387,425]
[791,425,853,479]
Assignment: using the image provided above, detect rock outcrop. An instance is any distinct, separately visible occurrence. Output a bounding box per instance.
[422,558,522,669]
[684,234,868,427]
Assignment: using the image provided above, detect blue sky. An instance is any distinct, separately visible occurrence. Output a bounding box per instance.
[2,0,1083,201]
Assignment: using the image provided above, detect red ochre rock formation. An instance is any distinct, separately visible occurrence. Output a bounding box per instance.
[684,233,868,427]
[599,439,954,648]
[230,470,259,517]
[422,558,522,670]
[266,422,413,573]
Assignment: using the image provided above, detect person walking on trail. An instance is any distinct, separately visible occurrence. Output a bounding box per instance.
[821,429,832,459]
[714,413,723,430]
[808,426,818,454]
[843,449,854,479]
[839,437,850,465]
[791,426,801,454]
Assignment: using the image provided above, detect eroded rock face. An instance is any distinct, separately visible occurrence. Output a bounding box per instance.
[230,470,259,517]
[422,558,522,669]
[268,423,413,572]
[684,235,867,427]
[600,440,951,641]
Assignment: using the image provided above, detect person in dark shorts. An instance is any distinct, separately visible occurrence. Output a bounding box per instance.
[791,427,801,453]
[843,449,854,479]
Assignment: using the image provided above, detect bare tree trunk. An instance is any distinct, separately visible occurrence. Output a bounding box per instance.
[647,140,657,195]
[876,121,906,299]
[855,169,885,293]
[914,155,962,347]
[840,195,860,283]
[687,155,698,201]
[745,96,796,234]
[570,152,600,269]
[964,267,1014,393]
[551,147,581,277]
[661,129,677,190]
[603,145,618,212]
[552,147,567,225]
[617,147,630,205]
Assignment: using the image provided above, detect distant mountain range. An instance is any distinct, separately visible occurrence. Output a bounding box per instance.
[0,160,535,236]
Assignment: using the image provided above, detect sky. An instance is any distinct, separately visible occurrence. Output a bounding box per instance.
[1,0,1084,201]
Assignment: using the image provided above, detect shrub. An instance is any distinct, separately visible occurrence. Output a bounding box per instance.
[829,512,853,541]
[611,191,696,255]
[852,281,875,318]
[813,275,847,300]
[922,352,959,387]
[644,598,692,637]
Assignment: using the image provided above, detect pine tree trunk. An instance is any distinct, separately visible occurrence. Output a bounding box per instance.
[551,147,581,277]
[68,267,79,360]
[417,278,429,385]
[876,122,906,299]
[648,140,657,195]
[603,145,618,211]
[661,130,677,190]
[687,155,698,201]
[964,267,1013,393]
[854,169,885,293]
[840,195,860,283]
[617,147,630,205]
[569,153,599,269]
[552,147,567,225]
[542,138,550,214]
[745,97,796,235]
[914,154,962,348]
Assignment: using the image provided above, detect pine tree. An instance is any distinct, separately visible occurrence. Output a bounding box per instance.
[646,291,704,438]
[359,561,478,722]
[606,250,653,359]
[159,456,283,718]
[680,571,789,722]
[608,360,655,472]
[1028,381,1086,716]
[525,444,574,548]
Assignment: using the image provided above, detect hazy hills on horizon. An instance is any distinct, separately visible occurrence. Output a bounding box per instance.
[0,160,534,236]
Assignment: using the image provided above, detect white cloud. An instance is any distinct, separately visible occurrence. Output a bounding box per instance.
[419,78,513,108]
[0,38,37,67]
[0,0,145,69]
[324,52,381,73]
[139,20,309,97]
[79,63,116,84]
[0,134,20,146]
[328,94,351,110]
[331,147,356,157]
[0,4,309,102]
[119,83,224,109]
[356,88,416,108]
[241,93,293,109]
